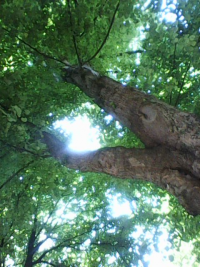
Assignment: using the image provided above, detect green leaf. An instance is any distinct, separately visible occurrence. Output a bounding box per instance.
[13,105,22,117]
[21,117,27,122]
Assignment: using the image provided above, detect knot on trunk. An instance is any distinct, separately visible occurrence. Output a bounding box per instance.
[140,105,157,122]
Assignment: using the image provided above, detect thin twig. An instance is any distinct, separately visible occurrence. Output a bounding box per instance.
[33,227,94,264]
[0,141,39,156]
[83,1,120,64]
[2,27,69,66]
[72,35,81,65]
[67,0,82,65]
[0,139,50,159]
[169,43,177,105]
[40,262,56,267]
[0,160,34,190]
[175,63,191,107]
[124,50,145,55]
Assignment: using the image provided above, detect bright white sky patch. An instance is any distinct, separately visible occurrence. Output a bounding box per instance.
[55,201,77,221]
[104,114,113,124]
[108,194,132,217]
[38,235,55,252]
[80,238,91,250]
[146,252,175,267]
[5,256,15,267]
[54,116,100,152]
[107,255,117,264]
[160,0,177,22]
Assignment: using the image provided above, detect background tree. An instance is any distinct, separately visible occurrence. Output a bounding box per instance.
[0,0,200,266]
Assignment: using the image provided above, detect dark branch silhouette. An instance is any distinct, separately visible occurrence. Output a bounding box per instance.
[2,27,68,66]
[175,63,191,107]
[0,160,34,190]
[169,43,177,105]
[83,1,120,64]
[67,0,82,65]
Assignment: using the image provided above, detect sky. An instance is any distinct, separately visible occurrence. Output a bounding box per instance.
[54,115,101,152]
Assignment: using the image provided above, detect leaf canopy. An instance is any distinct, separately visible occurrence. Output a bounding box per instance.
[0,0,200,266]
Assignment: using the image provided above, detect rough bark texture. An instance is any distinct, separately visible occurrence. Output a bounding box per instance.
[62,66,200,155]
[43,66,200,215]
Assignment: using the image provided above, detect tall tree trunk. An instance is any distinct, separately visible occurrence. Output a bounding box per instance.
[42,66,200,215]
[62,65,200,155]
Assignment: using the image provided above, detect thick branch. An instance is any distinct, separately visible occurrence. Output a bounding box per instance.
[62,66,200,156]
[43,131,200,215]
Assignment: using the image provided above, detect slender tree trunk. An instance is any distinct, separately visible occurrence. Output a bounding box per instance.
[42,65,200,215]
[24,218,38,267]
[24,229,35,267]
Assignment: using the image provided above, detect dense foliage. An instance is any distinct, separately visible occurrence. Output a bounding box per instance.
[0,0,200,266]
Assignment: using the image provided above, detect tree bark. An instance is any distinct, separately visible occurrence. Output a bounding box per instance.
[42,65,200,215]
[43,131,200,216]
[62,65,200,156]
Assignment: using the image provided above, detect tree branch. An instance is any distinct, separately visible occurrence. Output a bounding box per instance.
[83,1,120,64]
[40,261,57,267]
[123,50,145,55]
[2,27,68,66]
[0,140,45,157]
[36,200,60,239]
[67,0,82,65]
[62,65,200,154]
[169,43,177,105]
[175,62,191,107]
[0,160,34,190]
[33,227,93,264]
[24,216,38,266]
[42,131,200,215]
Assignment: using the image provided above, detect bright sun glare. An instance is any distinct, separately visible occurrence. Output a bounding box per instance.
[51,112,191,267]
[54,115,101,152]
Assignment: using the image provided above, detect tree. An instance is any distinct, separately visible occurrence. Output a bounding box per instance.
[0,0,200,266]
